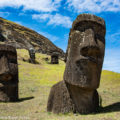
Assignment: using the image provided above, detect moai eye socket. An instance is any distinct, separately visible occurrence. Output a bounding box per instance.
[76,26,85,32]
[95,34,105,44]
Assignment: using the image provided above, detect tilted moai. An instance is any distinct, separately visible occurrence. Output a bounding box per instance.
[47,14,106,114]
[51,52,59,64]
[29,48,36,63]
[0,44,19,102]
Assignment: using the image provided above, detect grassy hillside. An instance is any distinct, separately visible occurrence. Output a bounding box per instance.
[0,49,120,120]
[0,17,65,58]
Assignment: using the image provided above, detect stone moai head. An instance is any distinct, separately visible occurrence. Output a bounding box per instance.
[64,14,106,89]
[29,48,35,63]
[51,52,59,64]
[0,44,18,101]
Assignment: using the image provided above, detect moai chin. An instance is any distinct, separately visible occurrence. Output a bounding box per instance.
[0,44,19,102]
[47,14,106,114]
[29,48,36,64]
[51,52,59,64]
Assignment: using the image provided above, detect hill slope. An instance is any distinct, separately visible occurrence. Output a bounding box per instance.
[0,17,65,58]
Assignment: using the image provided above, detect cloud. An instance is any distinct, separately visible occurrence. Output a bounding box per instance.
[32,13,72,28]
[66,0,120,13]
[38,31,59,42]
[64,34,69,41]
[111,31,120,38]
[0,0,62,12]
[0,12,10,17]
[106,31,120,47]
[103,49,120,73]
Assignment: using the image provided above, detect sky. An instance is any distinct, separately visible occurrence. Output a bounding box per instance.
[0,0,120,73]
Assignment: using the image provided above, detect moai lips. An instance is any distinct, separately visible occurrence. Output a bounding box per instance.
[0,44,18,102]
[47,14,106,114]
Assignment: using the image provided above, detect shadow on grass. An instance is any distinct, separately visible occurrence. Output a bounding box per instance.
[22,58,40,64]
[74,102,120,115]
[17,96,34,102]
[0,97,34,103]
[98,102,120,114]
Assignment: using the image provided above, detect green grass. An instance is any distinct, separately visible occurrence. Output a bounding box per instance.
[0,49,120,120]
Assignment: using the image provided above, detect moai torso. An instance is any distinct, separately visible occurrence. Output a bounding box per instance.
[0,44,18,102]
[47,14,106,114]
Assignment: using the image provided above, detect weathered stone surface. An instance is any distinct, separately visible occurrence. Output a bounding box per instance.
[51,52,59,64]
[0,17,65,58]
[47,14,106,114]
[47,81,74,114]
[66,83,99,114]
[0,44,18,102]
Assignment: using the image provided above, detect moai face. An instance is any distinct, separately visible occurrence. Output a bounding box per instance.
[0,44,18,101]
[0,45,18,82]
[29,48,35,60]
[51,52,59,64]
[29,48,35,63]
[64,14,106,89]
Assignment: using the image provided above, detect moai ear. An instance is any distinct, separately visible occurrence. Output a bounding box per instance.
[65,29,73,63]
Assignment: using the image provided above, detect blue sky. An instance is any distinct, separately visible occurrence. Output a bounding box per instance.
[0,0,120,73]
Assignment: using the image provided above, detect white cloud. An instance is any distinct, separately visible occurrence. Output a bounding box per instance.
[111,31,120,38]
[103,49,120,73]
[64,34,69,41]
[106,31,120,45]
[66,0,120,13]
[0,12,10,17]
[38,31,59,42]
[33,14,50,20]
[0,0,62,12]
[32,13,72,28]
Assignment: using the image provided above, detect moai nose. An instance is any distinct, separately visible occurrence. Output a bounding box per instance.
[84,28,97,46]
[80,29,100,58]
[0,56,10,75]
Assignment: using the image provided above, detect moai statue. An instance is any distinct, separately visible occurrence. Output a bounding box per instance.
[29,48,36,63]
[51,52,59,64]
[0,44,19,102]
[47,14,106,114]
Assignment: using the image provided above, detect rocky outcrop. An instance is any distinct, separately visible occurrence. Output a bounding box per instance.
[0,17,65,58]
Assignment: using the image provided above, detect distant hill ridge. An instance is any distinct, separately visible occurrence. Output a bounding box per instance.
[0,17,65,58]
